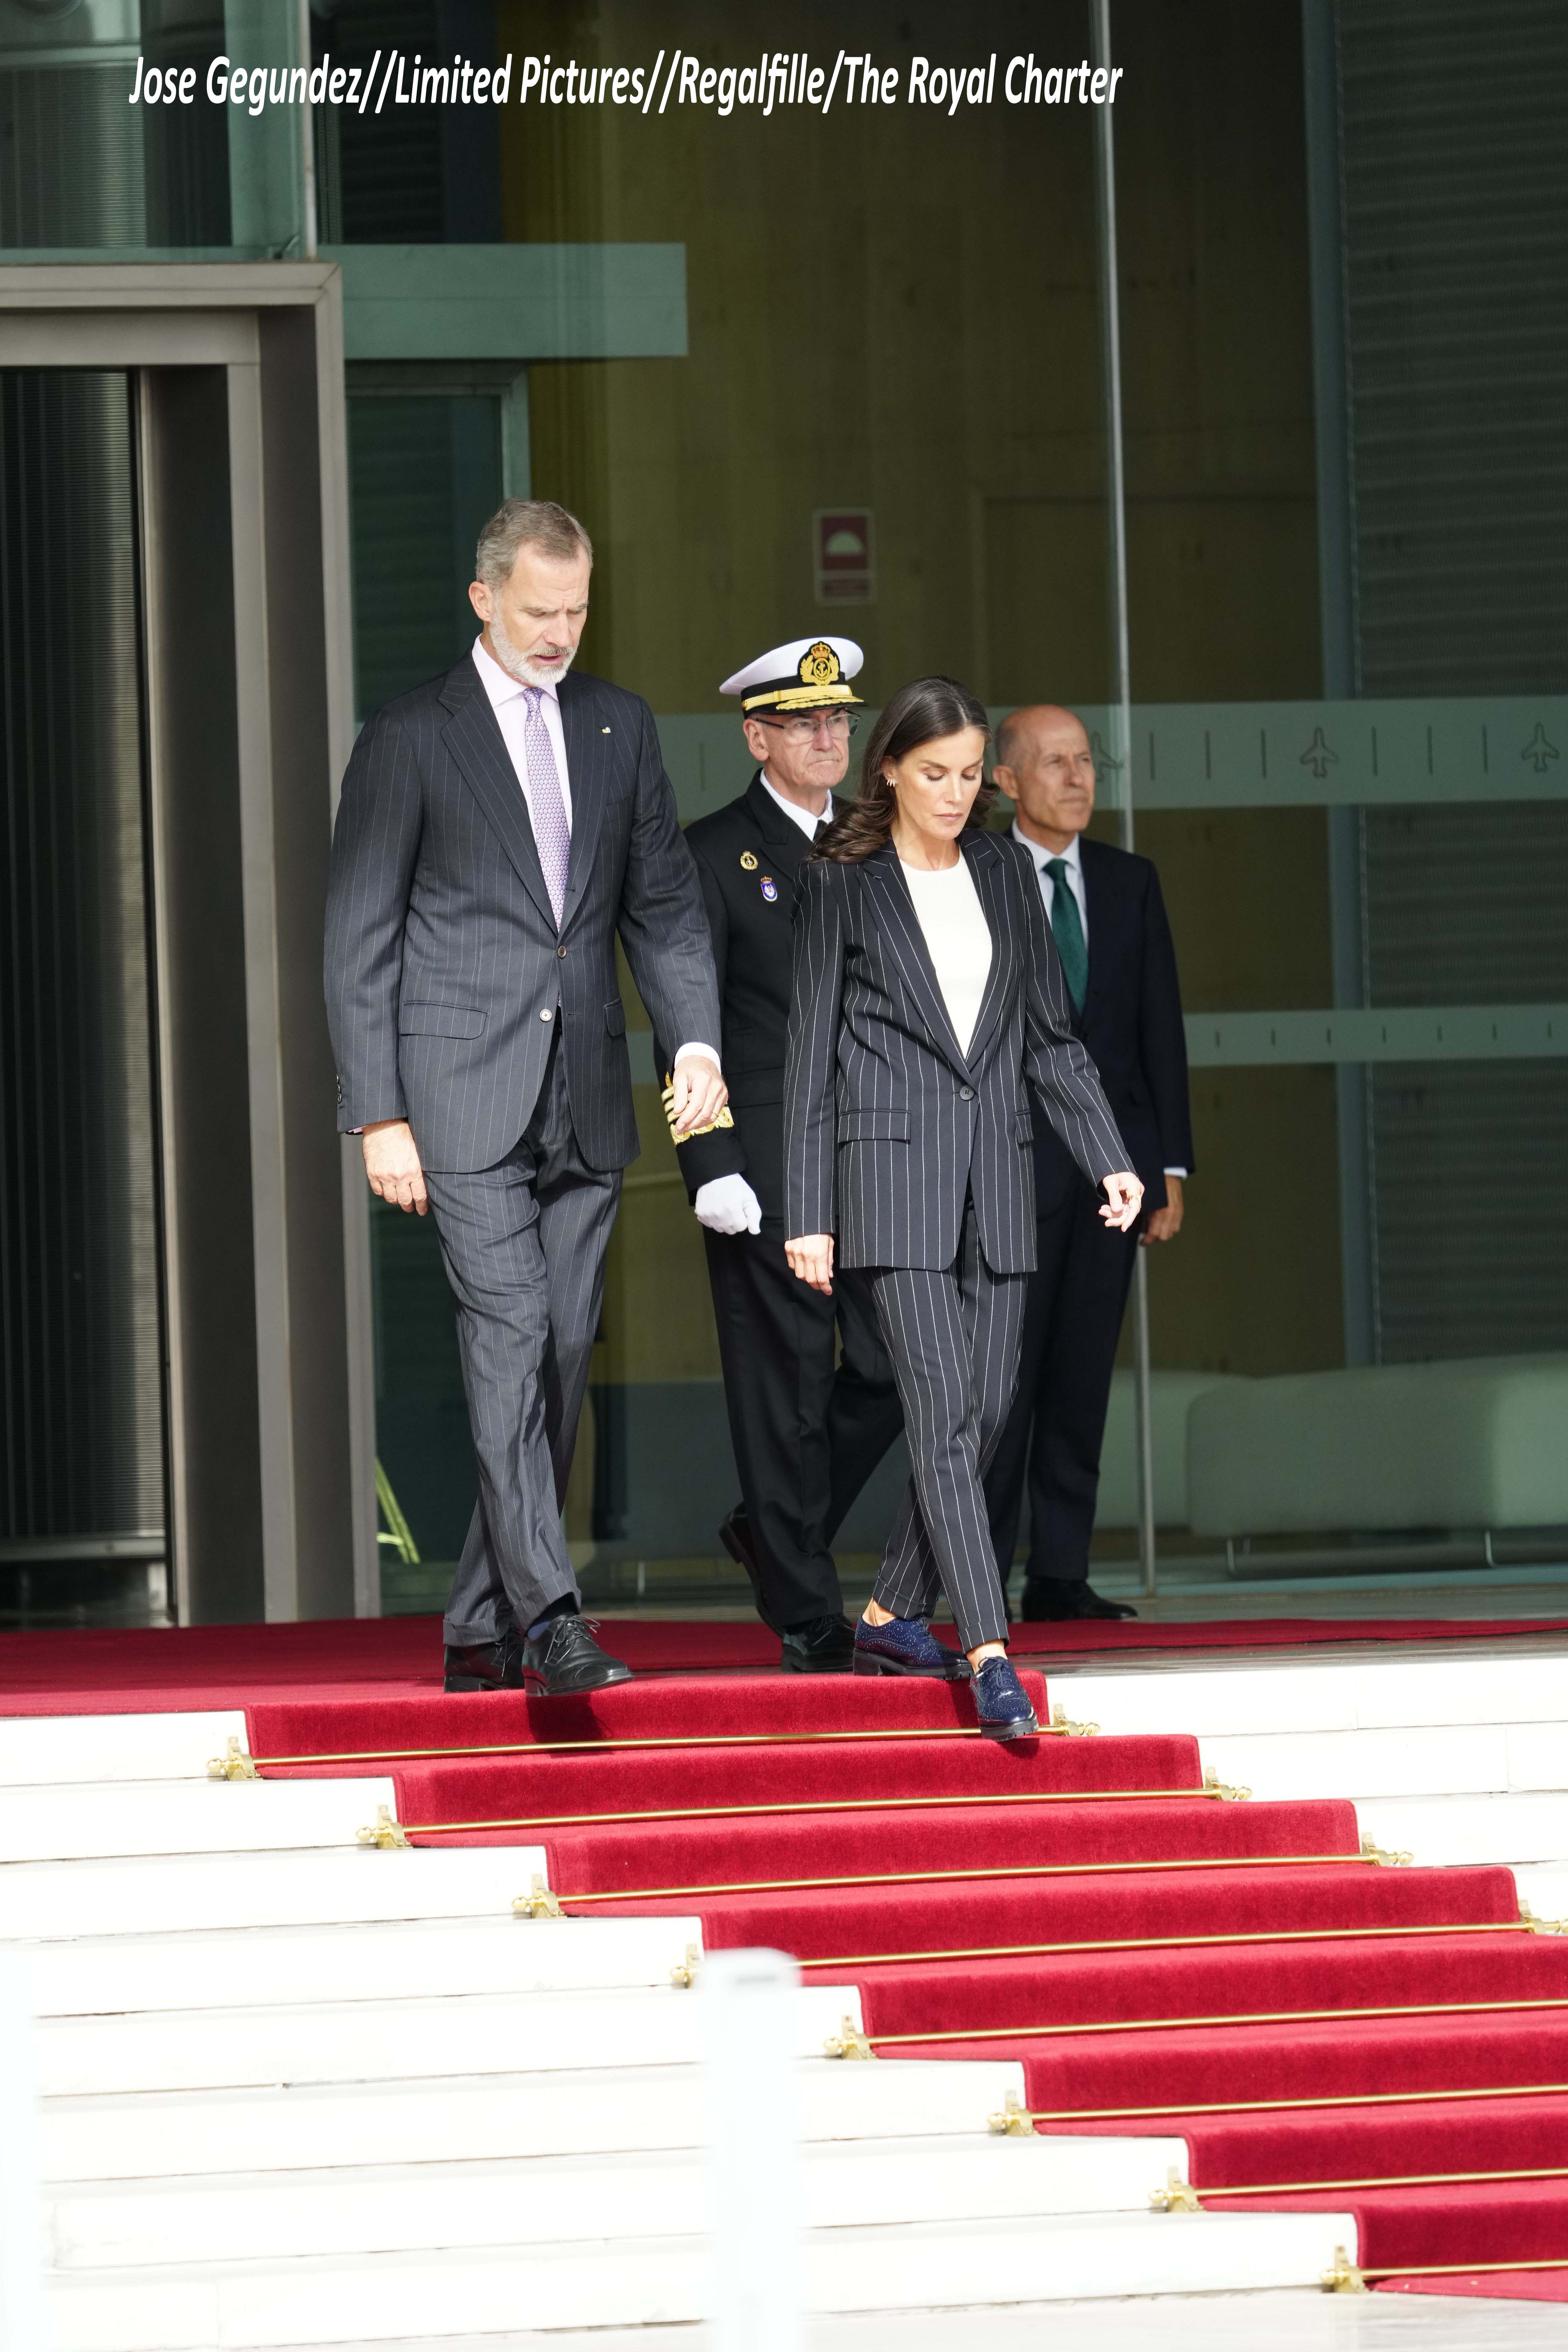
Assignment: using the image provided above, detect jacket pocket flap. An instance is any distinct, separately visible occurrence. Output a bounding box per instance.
[605,1000,627,1037]
[1016,1113,1034,1142]
[398,1004,485,1039]
[839,1108,911,1142]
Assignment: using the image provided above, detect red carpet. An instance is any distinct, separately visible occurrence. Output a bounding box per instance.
[3,1609,1566,1715]
[9,1615,1568,2295]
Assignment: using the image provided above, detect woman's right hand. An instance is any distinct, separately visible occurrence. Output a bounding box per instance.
[785,1233,835,1295]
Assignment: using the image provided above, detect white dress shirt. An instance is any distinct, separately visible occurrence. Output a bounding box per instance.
[900,855,994,1057]
[759,768,830,840]
[1011,819,1185,1181]
[473,634,573,827]
[472,635,717,1073]
[1011,818,1087,939]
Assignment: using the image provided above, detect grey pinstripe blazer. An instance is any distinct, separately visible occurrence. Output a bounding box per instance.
[324,655,719,1175]
[784,831,1130,1272]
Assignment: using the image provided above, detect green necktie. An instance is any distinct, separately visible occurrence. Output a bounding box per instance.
[1046,857,1088,1012]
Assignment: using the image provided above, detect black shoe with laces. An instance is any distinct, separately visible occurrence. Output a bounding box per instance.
[443,1632,526,1692]
[1019,1577,1138,1622]
[779,1614,856,1674]
[521,1614,633,1695]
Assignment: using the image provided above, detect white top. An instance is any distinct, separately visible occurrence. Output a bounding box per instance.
[472,636,573,827]
[900,854,994,1057]
[760,771,828,840]
[1011,820,1086,939]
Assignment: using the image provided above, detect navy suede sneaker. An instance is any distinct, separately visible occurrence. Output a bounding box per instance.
[972,1655,1040,1741]
[853,1614,970,1681]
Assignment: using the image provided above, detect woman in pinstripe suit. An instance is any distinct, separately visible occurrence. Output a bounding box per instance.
[783,678,1142,1738]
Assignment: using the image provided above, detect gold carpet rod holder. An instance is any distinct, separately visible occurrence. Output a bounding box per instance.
[1520,1899,1568,1934]
[209,1712,1093,1779]
[359,1784,1242,1846]
[356,1805,409,1850]
[800,1918,1534,1972]
[1155,2158,1568,2211]
[1323,2247,1568,2295]
[513,1849,1382,1916]
[863,1992,1568,2054]
[989,2077,1568,2132]
[823,2015,877,2060]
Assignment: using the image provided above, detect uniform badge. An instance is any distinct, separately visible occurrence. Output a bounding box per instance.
[761,874,778,902]
[740,850,758,871]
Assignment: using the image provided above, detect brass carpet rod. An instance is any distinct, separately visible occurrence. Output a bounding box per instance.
[1001,2078,1568,2125]
[868,1994,1568,2050]
[212,1721,1081,1777]
[517,1850,1378,1912]
[393,1785,1232,1839]
[798,1920,1530,1971]
[1357,2256,1568,2280]
[1182,2160,1568,2202]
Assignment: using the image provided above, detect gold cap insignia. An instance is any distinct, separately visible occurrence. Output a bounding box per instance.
[799,641,840,689]
[740,850,758,870]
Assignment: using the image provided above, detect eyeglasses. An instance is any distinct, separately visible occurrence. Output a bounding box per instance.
[753,712,859,743]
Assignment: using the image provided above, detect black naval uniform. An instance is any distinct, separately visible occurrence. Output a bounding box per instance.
[664,773,903,1630]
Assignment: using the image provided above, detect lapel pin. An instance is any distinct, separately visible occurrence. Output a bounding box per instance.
[740,851,758,871]
[761,874,778,901]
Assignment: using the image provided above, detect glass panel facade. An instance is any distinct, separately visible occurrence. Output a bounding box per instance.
[4,0,1563,1620]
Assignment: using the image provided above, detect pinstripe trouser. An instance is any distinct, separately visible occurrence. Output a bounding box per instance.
[869,1199,1028,1652]
[426,1039,621,1645]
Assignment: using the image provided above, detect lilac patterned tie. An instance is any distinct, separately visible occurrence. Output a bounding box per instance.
[521,686,572,925]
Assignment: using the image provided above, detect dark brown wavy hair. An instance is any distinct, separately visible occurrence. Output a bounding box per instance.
[811,675,993,864]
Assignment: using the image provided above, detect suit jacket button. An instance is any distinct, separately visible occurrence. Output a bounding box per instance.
[557,944,567,958]
[539,1007,554,1021]
[959,1085,975,1101]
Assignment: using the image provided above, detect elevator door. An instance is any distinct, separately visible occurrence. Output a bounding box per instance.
[0,367,167,1625]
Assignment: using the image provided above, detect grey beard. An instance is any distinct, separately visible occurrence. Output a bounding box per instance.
[488,611,577,689]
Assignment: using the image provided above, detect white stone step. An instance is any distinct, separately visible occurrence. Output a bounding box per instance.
[1354,1788,1568,1869]
[0,1845,546,1941]
[1056,1652,1568,1740]
[0,1777,399,1865]
[0,1712,247,1787]
[26,1914,700,2016]
[36,1982,858,2097]
[42,2059,1026,2182]
[43,2209,1357,2347]
[1516,1865,1568,1922]
[1199,1720,1568,1803]
[46,2134,1189,2270]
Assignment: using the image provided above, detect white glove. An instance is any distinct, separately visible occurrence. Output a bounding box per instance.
[695,1173,763,1236]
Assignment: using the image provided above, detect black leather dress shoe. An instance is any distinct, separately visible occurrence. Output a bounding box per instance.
[522,1613,633,1695]
[717,1507,778,1630]
[780,1614,856,1674]
[1019,1577,1139,1622]
[443,1633,525,1692]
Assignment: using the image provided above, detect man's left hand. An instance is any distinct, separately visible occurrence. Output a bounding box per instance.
[1141,1172,1184,1245]
[1099,1171,1145,1233]
[669,1052,727,1136]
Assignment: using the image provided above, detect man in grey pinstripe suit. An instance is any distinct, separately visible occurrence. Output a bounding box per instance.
[325,501,724,1694]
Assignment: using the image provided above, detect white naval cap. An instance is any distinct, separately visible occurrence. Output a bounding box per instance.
[719,635,865,712]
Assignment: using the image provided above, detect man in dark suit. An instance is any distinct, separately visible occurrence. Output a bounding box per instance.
[660,638,903,1671]
[325,499,724,1694]
[984,704,1193,1622]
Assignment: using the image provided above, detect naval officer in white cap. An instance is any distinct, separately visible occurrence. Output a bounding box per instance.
[656,637,903,1670]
